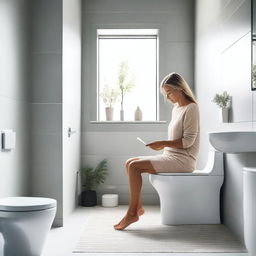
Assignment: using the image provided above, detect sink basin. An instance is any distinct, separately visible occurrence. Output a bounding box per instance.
[209,131,256,153]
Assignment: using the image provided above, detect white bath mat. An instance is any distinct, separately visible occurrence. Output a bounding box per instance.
[73,206,247,253]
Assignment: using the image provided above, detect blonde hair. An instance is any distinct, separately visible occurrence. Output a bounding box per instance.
[160,72,197,104]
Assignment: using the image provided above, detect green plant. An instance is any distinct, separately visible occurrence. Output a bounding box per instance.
[100,85,120,108]
[212,91,231,108]
[118,61,135,110]
[80,159,108,191]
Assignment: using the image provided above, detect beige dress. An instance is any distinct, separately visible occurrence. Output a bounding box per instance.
[139,102,200,173]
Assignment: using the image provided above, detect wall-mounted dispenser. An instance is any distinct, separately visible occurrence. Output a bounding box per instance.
[1,130,16,150]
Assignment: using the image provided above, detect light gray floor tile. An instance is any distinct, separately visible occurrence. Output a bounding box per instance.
[42,206,248,256]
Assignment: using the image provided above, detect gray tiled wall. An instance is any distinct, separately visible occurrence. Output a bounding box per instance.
[30,0,63,226]
[30,0,82,226]
[0,0,30,197]
[195,0,255,243]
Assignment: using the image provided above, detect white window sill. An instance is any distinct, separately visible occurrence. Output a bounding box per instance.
[90,121,167,124]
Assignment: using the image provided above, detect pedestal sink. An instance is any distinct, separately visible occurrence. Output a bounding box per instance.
[209,131,256,153]
[209,131,256,256]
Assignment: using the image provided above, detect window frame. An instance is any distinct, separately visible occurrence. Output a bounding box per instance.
[96,29,159,122]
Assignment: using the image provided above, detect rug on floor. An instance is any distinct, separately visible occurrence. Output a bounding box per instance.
[73,206,247,253]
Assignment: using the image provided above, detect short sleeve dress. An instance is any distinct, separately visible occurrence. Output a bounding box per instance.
[139,102,200,173]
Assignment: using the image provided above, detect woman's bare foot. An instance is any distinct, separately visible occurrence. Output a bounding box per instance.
[114,213,139,230]
[114,208,144,227]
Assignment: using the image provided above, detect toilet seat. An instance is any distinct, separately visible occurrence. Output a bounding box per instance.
[156,170,209,176]
[156,150,224,177]
[0,197,56,212]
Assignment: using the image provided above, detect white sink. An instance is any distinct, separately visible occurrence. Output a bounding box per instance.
[209,131,256,153]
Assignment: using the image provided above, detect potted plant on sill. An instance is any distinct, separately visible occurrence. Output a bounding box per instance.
[100,85,119,121]
[80,159,108,207]
[212,91,232,123]
[118,61,135,121]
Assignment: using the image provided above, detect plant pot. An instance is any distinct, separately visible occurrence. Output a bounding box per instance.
[81,190,97,207]
[105,107,114,121]
[219,107,229,123]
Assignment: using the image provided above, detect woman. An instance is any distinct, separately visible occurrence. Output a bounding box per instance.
[114,72,200,231]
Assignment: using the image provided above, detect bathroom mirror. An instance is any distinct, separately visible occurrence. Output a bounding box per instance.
[252,0,256,90]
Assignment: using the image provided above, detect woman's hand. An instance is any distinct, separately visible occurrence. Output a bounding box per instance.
[146,141,165,151]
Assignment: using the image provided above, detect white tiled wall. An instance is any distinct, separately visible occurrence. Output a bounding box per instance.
[82,0,195,130]
[195,0,255,243]
[81,0,195,205]
[0,0,30,197]
[82,131,169,204]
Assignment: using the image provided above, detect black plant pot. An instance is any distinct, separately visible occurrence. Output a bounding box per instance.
[81,190,97,207]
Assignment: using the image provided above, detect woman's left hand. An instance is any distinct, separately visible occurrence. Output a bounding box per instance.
[146,141,165,151]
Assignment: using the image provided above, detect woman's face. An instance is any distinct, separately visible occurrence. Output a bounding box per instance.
[162,84,181,103]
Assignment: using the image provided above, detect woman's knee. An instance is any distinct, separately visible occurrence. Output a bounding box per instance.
[128,161,140,174]
[128,160,156,175]
[125,159,132,169]
[125,157,139,169]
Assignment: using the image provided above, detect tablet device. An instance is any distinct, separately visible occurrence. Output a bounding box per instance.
[137,137,147,145]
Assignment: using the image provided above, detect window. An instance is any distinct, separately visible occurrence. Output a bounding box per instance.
[97,29,158,121]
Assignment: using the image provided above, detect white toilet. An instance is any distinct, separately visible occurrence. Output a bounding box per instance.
[149,147,224,225]
[0,197,56,256]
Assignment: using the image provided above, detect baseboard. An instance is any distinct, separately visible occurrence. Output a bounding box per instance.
[52,217,63,227]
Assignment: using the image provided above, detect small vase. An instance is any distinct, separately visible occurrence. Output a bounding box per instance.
[219,107,229,123]
[135,106,142,121]
[105,107,114,121]
[120,109,124,121]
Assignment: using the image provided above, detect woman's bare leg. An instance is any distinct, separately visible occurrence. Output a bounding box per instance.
[137,194,144,216]
[114,160,156,230]
[114,158,145,228]
[125,158,144,216]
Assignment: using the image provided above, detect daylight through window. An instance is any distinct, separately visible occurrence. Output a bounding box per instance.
[97,29,158,121]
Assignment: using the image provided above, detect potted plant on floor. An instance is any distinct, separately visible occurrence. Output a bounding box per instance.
[212,91,232,123]
[80,159,108,207]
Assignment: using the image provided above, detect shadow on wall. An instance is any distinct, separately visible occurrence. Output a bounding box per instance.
[220,153,248,242]
[0,234,3,255]
[75,171,82,206]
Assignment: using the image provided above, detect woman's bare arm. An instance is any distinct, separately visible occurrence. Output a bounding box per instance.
[162,138,183,149]
[146,138,183,150]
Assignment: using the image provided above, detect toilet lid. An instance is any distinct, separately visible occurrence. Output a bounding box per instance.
[0,197,56,211]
